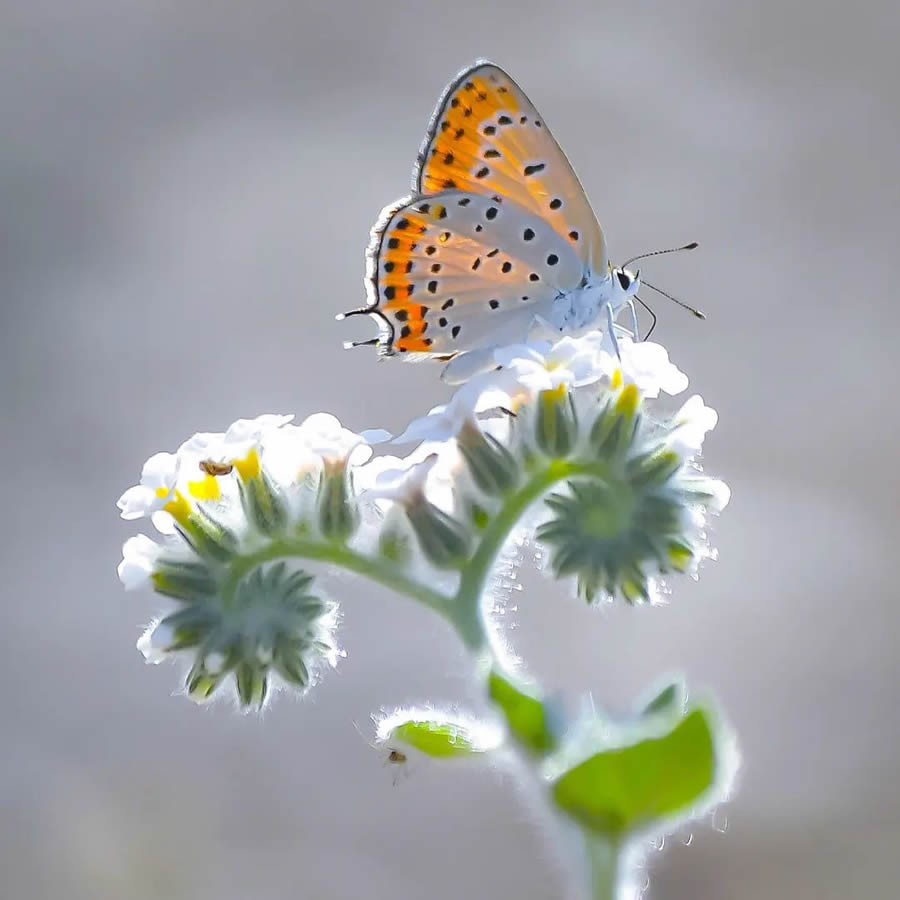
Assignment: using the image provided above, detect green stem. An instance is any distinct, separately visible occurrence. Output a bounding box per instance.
[224,537,456,625]
[585,836,620,900]
[455,459,610,627]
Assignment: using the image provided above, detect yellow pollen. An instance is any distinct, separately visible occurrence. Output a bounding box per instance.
[615,383,641,417]
[187,473,221,501]
[232,447,261,481]
[163,490,193,527]
[155,486,170,499]
[610,368,623,389]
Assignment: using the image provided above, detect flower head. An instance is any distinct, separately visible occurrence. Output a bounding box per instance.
[116,412,387,707]
[494,336,604,394]
[533,380,728,604]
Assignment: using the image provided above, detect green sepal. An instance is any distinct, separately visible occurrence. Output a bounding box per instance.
[457,422,519,496]
[535,388,578,458]
[238,470,288,536]
[177,510,239,564]
[488,669,557,756]
[317,464,358,542]
[590,403,640,460]
[235,662,268,709]
[405,501,472,569]
[552,707,719,838]
[158,605,221,650]
[185,661,227,703]
[151,560,219,602]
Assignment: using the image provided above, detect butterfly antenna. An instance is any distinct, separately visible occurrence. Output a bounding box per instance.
[635,296,658,340]
[621,241,699,270]
[641,279,706,319]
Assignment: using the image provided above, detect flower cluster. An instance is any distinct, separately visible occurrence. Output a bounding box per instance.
[360,335,728,600]
[117,413,384,707]
[117,330,729,706]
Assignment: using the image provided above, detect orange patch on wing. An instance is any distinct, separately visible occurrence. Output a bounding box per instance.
[421,73,521,195]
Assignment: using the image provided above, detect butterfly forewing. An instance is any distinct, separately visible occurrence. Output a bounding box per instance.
[366,190,581,354]
[415,61,607,272]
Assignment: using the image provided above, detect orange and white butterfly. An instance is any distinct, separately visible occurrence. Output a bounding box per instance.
[342,60,650,376]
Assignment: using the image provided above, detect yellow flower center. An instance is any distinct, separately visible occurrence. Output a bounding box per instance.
[187,473,221,502]
[232,447,261,481]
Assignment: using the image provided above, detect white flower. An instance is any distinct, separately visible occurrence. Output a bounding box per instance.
[494,335,604,393]
[357,443,461,513]
[289,412,386,467]
[362,454,439,504]
[394,372,514,444]
[223,413,295,452]
[669,395,719,457]
[117,452,180,520]
[594,336,688,398]
[117,534,162,590]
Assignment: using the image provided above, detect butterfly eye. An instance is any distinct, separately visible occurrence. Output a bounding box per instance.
[615,269,631,291]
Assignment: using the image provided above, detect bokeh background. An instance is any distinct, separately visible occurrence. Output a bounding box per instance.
[3,1,898,897]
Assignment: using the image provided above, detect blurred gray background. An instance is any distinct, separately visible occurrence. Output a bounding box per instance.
[2,1,898,897]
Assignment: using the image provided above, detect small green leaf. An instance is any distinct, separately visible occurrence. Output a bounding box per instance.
[488,669,557,755]
[640,680,685,718]
[552,708,718,838]
[385,718,492,759]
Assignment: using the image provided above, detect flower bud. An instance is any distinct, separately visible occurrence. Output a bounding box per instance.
[456,418,519,495]
[405,498,472,570]
[317,457,359,541]
[534,385,578,458]
[233,448,288,536]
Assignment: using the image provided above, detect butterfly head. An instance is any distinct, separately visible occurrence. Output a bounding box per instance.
[611,266,641,303]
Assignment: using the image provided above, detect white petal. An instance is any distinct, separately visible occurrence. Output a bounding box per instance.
[118,534,160,589]
[224,413,293,445]
[150,510,177,535]
[117,485,159,520]
[493,342,550,369]
[706,478,731,512]
[441,348,500,384]
[140,452,180,491]
[670,395,719,455]
[136,620,176,663]
[360,428,392,445]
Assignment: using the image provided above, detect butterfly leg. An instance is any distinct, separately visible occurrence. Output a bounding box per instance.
[606,303,622,359]
[624,299,640,341]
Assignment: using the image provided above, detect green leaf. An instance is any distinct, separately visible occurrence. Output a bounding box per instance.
[488,669,557,755]
[640,680,685,718]
[552,708,718,838]
[386,719,491,759]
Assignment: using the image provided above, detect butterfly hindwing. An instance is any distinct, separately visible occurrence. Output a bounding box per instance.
[415,60,607,272]
[365,190,582,355]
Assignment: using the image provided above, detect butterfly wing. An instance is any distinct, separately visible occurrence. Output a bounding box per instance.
[359,190,582,355]
[414,60,607,273]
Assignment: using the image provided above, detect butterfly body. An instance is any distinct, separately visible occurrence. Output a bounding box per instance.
[344,60,641,359]
[549,265,640,334]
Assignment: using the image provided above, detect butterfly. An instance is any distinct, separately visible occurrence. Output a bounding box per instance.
[341,60,698,376]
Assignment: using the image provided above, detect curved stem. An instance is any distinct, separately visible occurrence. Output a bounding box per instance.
[455,459,610,623]
[225,537,455,622]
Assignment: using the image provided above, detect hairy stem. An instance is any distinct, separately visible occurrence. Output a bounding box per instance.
[454,458,610,644]
[223,537,459,627]
[585,836,621,900]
